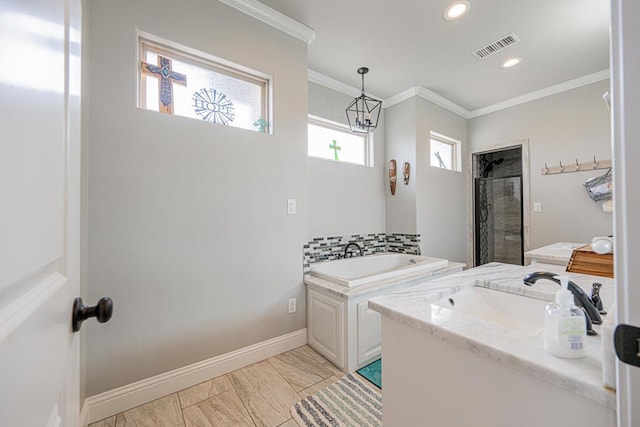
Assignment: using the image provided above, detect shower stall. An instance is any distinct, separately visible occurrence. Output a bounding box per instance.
[473,146,524,266]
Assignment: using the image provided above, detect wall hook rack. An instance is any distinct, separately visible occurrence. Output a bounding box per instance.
[541,156,612,175]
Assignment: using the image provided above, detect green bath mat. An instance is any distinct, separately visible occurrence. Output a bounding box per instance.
[356,358,381,389]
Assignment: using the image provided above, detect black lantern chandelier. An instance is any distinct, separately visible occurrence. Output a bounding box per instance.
[345,67,382,134]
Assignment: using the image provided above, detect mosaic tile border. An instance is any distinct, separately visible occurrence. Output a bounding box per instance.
[303,233,421,275]
[385,233,422,255]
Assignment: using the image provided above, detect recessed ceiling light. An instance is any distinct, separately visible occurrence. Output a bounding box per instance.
[501,57,522,68]
[444,1,471,21]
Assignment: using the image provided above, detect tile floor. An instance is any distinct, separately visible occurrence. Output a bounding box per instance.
[89,345,375,427]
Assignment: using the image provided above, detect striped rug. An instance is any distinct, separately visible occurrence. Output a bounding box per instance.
[290,373,382,427]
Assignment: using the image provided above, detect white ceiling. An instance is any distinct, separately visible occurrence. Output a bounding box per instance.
[257,0,610,112]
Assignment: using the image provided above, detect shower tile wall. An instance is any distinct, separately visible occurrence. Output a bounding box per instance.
[303,233,421,274]
[491,179,523,263]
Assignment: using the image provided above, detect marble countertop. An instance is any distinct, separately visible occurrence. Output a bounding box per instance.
[304,262,466,299]
[524,242,585,265]
[369,262,616,409]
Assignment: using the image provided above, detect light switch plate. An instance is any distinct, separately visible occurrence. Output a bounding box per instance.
[287,199,296,215]
[533,202,542,213]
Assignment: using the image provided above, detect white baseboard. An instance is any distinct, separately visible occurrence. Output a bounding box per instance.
[79,401,89,427]
[83,328,307,425]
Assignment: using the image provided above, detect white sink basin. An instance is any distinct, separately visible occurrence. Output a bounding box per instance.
[432,287,548,336]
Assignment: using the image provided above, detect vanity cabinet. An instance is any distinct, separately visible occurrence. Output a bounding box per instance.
[380,315,615,427]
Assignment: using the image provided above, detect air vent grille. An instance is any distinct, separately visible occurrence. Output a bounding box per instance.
[472,33,520,60]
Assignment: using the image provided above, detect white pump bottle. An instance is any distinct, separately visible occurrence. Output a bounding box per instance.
[543,275,587,358]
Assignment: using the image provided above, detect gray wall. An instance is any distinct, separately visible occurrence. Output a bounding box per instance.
[384,97,468,263]
[308,82,385,237]
[384,98,418,234]
[84,0,308,395]
[469,80,612,250]
[415,98,468,262]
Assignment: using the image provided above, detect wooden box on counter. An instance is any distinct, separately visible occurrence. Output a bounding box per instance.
[566,244,614,278]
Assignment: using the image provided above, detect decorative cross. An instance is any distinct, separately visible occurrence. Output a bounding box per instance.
[329,140,341,161]
[141,56,187,114]
[253,118,269,134]
[434,151,447,169]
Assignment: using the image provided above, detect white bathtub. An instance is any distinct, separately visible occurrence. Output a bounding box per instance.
[309,252,448,287]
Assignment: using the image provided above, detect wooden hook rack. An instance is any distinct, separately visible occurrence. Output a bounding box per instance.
[541,156,612,175]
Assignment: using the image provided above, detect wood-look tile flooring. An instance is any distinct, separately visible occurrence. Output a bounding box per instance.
[89,345,373,427]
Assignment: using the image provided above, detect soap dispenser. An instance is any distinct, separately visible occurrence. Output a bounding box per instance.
[543,275,586,358]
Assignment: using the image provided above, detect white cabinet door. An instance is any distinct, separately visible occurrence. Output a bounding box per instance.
[307,289,344,368]
[0,0,82,425]
[357,301,382,365]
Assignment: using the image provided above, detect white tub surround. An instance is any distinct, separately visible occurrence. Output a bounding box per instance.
[524,241,585,265]
[309,253,448,287]
[369,262,616,427]
[305,260,464,372]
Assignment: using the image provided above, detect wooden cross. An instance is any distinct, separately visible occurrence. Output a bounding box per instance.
[141,56,187,114]
[329,140,341,161]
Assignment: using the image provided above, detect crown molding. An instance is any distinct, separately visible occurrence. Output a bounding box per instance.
[382,87,419,109]
[382,87,471,118]
[416,87,471,118]
[218,0,315,44]
[308,69,610,120]
[468,69,611,118]
[308,70,362,98]
[308,70,469,118]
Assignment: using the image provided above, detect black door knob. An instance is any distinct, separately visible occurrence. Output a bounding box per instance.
[72,297,113,332]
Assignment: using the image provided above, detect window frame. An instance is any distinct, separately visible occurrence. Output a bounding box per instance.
[430,131,462,172]
[307,114,373,167]
[137,31,273,134]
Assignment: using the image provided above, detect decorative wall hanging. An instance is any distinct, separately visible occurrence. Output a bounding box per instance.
[403,162,410,185]
[253,118,269,133]
[141,55,187,114]
[192,89,235,124]
[389,159,397,195]
[345,67,382,134]
[329,140,341,161]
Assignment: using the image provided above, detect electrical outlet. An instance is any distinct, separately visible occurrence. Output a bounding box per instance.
[288,298,296,314]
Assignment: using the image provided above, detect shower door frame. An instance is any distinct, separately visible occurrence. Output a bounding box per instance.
[467,139,531,267]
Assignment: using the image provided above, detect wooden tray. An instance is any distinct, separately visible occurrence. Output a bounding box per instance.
[566,244,614,278]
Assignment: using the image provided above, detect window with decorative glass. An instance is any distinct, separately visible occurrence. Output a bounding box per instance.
[430,131,461,172]
[308,116,372,166]
[139,36,271,134]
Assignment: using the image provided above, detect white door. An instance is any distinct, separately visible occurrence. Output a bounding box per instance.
[0,0,82,425]
[611,1,640,426]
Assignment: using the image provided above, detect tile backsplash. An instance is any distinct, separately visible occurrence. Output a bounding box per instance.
[385,233,422,255]
[303,233,421,274]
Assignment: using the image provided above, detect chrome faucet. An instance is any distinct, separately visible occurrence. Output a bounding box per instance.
[523,271,603,336]
[343,242,364,258]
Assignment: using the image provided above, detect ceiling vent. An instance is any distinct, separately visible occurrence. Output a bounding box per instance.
[472,33,520,60]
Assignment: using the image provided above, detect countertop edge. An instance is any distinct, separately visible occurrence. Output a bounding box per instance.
[368,263,616,410]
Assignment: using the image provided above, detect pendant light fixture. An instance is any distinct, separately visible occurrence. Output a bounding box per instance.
[345,67,382,134]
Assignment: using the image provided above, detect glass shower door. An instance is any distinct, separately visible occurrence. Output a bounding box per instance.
[475,175,523,265]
